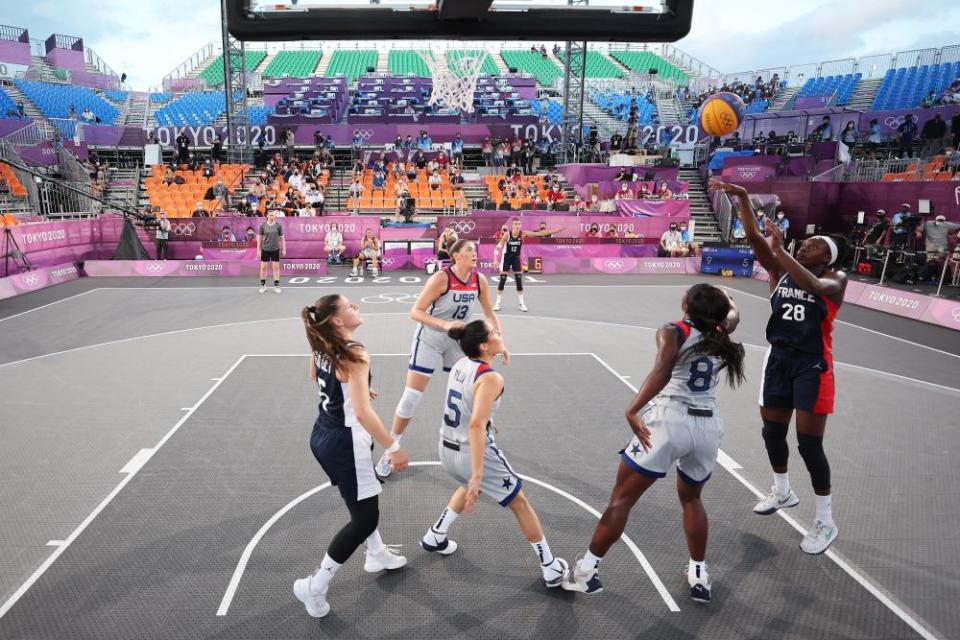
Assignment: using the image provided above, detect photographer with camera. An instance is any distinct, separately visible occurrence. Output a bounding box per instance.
[917,215,960,282]
[890,203,918,249]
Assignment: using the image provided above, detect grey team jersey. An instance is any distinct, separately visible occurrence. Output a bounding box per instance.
[416,266,482,347]
[656,321,723,409]
[439,357,501,445]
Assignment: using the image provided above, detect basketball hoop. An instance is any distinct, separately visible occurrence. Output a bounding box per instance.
[419,50,489,113]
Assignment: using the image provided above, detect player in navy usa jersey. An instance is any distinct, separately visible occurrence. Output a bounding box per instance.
[375,239,506,479]
[714,180,848,555]
[493,217,564,312]
[563,284,744,602]
[293,295,410,619]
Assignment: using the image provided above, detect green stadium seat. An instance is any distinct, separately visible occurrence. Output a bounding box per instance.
[325,50,379,82]
[262,50,322,78]
[609,50,689,84]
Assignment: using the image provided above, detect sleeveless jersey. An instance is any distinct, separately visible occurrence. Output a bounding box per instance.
[766,273,838,357]
[314,346,367,429]
[440,357,502,444]
[504,231,523,258]
[417,266,481,343]
[657,321,723,409]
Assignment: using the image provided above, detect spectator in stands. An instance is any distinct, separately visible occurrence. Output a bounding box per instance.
[614,182,634,200]
[917,215,960,281]
[402,134,414,156]
[605,225,618,238]
[192,201,209,218]
[372,170,387,193]
[352,130,364,157]
[813,116,833,142]
[614,167,630,181]
[920,113,947,158]
[946,146,960,176]
[155,210,171,260]
[890,203,914,248]
[679,221,699,256]
[218,225,236,242]
[176,132,190,164]
[306,184,324,215]
[731,215,746,244]
[637,182,651,199]
[417,130,433,151]
[774,208,790,238]
[200,159,214,179]
[840,121,858,146]
[436,224,458,262]
[660,223,688,257]
[415,151,427,171]
[522,140,536,175]
[587,224,601,238]
[283,128,295,161]
[352,158,364,177]
[589,194,601,212]
[314,130,326,153]
[866,118,882,150]
[187,153,201,172]
[349,177,365,200]
[547,183,566,210]
[212,178,228,201]
[427,156,440,175]
[897,114,918,158]
[324,224,346,264]
[505,162,520,179]
[212,134,223,166]
[68,104,76,120]
[405,161,418,181]
[351,228,381,277]
[16,101,24,119]
[511,135,523,165]
[81,107,95,123]
[450,168,465,191]
[658,181,673,200]
[610,132,624,152]
[428,171,442,191]
[494,142,506,171]
[451,133,464,169]
[572,194,587,214]
[482,137,493,167]
[921,90,939,109]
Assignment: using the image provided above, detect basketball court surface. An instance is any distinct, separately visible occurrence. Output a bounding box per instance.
[0,273,957,639]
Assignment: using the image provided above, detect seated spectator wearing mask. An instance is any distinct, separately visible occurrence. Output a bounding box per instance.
[660,222,688,257]
[774,209,790,238]
[917,215,960,281]
[658,181,673,200]
[244,227,257,243]
[587,224,601,238]
[217,226,236,242]
[679,221,699,256]
[192,201,210,218]
[324,224,346,263]
[614,182,634,200]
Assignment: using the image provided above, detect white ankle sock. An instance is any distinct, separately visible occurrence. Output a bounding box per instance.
[517,294,525,303]
[531,538,555,566]
[310,554,341,593]
[430,506,459,538]
[580,550,602,572]
[774,472,791,496]
[391,432,403,441]
[689,558,707,580]
[815,494,834,528]
[366,529,385,555]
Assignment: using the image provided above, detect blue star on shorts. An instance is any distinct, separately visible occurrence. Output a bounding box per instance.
[631,444,642,456]
[502,476,513,490]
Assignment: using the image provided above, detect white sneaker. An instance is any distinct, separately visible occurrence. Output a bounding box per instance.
[687,564,712,603]
[350,269,358,277]
[541,557,569,588]
[753,487,799,515]
[363,545,407,572]
[374,450,393,478]
[370,270,379,277]
[518,301,528,312]
[258,286,266,294]
[273,286,282,294]
[561,558,603,594]
[420,530,458,555]
[800,520,839,555]
[293,576,330,618]
[493,300,502,311]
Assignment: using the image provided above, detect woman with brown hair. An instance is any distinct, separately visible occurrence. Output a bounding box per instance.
[293,295,410,619]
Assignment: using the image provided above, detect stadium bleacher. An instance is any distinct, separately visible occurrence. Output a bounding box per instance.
[144,163,249,217]
[13,80,119,124]
[591,91,657,125]
[149,92,173,103]
[796,73,862,107]
[262,50,322,78]
[501,50,562,86]
[871,62,960,110]
[609,50,689,83]
[198,51,267,86]
[0,88,20,119]
[388,50,430,76]
[154,91,241,128]
[447,50,501,76]
[581,51,625,79]
[325,50,379,82]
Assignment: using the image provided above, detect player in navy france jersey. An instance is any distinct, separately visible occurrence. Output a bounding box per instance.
[493,217,565,312]
[293,295,410,619]
[563,284,744,602]
[713,180,848,556]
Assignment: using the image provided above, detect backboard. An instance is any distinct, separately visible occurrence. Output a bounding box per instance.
[227,0,694,43]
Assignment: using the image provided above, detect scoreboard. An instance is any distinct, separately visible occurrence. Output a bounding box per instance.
[700,246,755,277]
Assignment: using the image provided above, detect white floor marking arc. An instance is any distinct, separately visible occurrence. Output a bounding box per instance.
[216,463,679,617]
[588,352,942,640]
[0,289,100,323]
[0,355,248,622]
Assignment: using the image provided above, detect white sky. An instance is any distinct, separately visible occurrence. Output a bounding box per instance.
[6,0,960,89]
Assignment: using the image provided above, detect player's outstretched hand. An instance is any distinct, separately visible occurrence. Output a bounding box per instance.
[500,346,511,365]
[626,414,652,452]
[390,447,409,473]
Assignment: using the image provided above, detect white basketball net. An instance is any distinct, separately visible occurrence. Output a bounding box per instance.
[420,50,488,113]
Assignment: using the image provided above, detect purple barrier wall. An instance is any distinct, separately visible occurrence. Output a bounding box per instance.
[795,96,831,110]
[722,166,777,181]
[435,213,682,240]
[558,164,680,186]
[0,39,31,66]
[0,119,32,138]
[862,105,960,136]
[68,70,118,90]
[0,262,80,300]
[82,124,125,146]
[45,48,84,72]
[595,180,689,199]
[84,260,328,277]
[614,200,691,219]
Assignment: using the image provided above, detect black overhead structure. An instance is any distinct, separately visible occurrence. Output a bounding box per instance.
[436,0,496,22]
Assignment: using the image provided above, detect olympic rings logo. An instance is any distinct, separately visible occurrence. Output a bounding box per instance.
[952,306,960,323]
[884,116,905,129]
[171,223,196,236]
[22,275,40,285]
[360,292,418,304]
[146,263,163,272]
[423,257,436,265]
[737,168,759,179]
[380,256,395,267]
[353,129,374,140]
[451,221,476,234]
[604,260,624,270]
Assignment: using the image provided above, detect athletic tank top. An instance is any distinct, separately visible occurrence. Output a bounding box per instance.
[767,273,838,357]
[440,357,501,444]
[657,321,723,409]
[417,267,481,341]
[439,234,456,253]
[504,231,523,258]
[314,343,367,429]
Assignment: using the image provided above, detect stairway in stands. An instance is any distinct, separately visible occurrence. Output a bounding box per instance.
[679,167,721,243]
[847,77,883,111]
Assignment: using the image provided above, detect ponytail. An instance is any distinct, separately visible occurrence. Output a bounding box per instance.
[684,284,746,388]
[302,294,365,374]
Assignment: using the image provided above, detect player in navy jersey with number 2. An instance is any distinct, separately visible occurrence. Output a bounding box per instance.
[375,239,506,478]
[294,295,410,619]
[713,180,848,555]
[563,284,744,602]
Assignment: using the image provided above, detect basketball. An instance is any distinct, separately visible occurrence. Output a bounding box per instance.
[698,92,746,137]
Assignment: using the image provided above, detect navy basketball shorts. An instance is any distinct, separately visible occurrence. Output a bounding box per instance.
[310,421,382,503]
[500,253,522,273]
[759,347,835,414]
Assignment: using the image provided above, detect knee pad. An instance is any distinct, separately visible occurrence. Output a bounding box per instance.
[497,274,508,291]
[395,387,423,420]
[797,433,831,492]
[761,420,789,468]
[514,273,523,292]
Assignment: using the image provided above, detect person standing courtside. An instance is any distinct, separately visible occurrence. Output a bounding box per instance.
[155,210,171,260]
[257,210,285,294]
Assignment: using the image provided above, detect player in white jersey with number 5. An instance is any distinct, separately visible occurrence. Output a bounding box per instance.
[563,284,745,603]
[418,320,569,588]
[375,239,507,478]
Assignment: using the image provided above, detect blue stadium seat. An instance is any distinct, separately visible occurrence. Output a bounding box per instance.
[0,88,19,119]
[795,73,861,106]
[150,92,173,103]
[872,63,960,110]
[153,91,242,127]
[247,105,271,127]
[589,92,657,126]
[13,80,120,124]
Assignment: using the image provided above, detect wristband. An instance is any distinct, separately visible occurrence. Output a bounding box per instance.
[386,440,401,454]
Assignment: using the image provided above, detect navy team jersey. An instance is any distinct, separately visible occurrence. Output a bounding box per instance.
[314,345,368,429]
[504,232,523,257]
[766,273,839,358]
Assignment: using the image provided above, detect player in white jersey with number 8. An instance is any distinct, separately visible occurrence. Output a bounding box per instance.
[418,319,569,588]
[563,284,745,603]
[375,239,506,478]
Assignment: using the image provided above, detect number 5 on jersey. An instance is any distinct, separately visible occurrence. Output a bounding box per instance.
[444,389,463,427]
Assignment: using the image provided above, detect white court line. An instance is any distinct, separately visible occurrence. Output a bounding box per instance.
[119,448,154,475]
[217,461,679,616]
[0,289,100,323]
[0,355,248,622]
[719,284,960,361]
[589,352,942,640]
[45,540,64,547]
